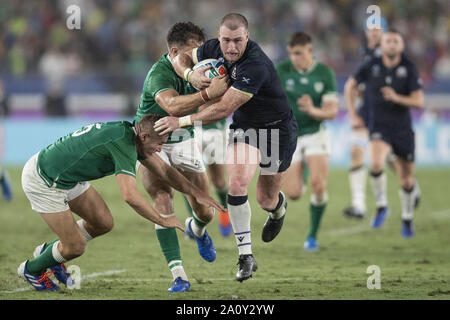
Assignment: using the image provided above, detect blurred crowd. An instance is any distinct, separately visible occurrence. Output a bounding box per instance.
[0,0,449,99]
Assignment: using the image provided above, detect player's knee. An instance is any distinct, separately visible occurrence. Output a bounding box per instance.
[228,176,249,195]
[310,178,326,196]
[152,189,174,204]
[351,147,364,166]
[95,214,114,235]
[285,189,302,201]
[370,161,385,173]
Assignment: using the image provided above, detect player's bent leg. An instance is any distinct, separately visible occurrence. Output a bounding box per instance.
[344,134,368,218]
[139,165,189,290]
[258,173,288,243]
[182,170,216,262]
[397,158,416,238]
[304,154,329,251]
[19,209,86,291]
[281,161,305,201]
[68,186,113,238]
[369,140,391,228]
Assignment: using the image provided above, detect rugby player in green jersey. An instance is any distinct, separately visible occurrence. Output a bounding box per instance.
[18,114,223,292]
[276,32,338,251]
[134,22,229,292]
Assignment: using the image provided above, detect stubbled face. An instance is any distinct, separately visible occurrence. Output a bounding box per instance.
[218,25,249,63]
[287,44,314,71]
[381,32,404,59]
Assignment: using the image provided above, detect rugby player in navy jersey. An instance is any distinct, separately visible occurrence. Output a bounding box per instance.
[154,13,298,281]
[345,29,424,237]
[342,17,386,219]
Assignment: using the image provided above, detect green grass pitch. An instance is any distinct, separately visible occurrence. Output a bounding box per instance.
[1,167,449,300]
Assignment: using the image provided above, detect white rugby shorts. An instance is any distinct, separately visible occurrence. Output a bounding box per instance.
[291,129,331,163]
[22,153,90,213]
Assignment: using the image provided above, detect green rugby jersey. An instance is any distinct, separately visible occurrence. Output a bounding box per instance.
[135,54,197,143]
[276,60,338,136]
[37,121,139,190]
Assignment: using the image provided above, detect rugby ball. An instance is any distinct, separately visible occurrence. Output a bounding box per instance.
[193,58,227,78]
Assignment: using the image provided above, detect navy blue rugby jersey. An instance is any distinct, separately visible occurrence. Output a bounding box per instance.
[353,54,422,130]
[196,38,293,128]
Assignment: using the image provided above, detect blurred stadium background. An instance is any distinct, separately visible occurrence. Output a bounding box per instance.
[1,0,450,301]
[0,0,449,166]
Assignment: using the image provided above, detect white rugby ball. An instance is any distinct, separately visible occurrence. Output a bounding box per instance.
[193,58,227,79]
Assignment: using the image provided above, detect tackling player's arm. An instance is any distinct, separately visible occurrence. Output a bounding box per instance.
[115,173,185,232]
[153,87,251,134]
[139,153,225,212]
[155,75,229,117]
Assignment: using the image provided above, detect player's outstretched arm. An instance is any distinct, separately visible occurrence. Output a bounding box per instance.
[139,154,225,212]
[154,88,251,135]
[155,75,230,117]
[116,173,185,232]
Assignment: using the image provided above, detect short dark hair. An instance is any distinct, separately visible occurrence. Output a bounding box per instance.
[384,28,403,38]
[137,113,163,136]
[221,13,248,30]
[288,32,312,47]
[166,22,206,48]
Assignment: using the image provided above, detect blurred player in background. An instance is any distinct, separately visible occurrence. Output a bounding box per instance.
[342,16,387,219]
[1,80,13,202]
[155,13,298,282]
[134,22,229,292]
[343,17,421,219]
[276,32,338,251]
[18,115,219,292]
[0,164,13,201]
[345,30,424,237]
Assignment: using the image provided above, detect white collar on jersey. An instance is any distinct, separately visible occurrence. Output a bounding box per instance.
[297,61,318,75]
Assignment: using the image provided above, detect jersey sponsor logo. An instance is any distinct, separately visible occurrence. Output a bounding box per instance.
[396,66,408,78]
[314,82,324,93]
[299,77,309,85]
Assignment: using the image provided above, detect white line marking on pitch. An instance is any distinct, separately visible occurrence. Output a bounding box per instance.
[1,269,126,294]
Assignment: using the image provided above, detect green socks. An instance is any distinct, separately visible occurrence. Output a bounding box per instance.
[26,239,62,275]
[307,201,327,239]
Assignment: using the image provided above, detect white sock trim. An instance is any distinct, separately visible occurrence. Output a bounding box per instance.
[77,219,93,242]
[155,213,175,230]
[52,241,67,264]
[310,192,328,206]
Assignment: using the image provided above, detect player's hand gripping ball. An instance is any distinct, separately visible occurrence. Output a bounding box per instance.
[193,58,227,78]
